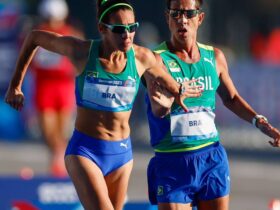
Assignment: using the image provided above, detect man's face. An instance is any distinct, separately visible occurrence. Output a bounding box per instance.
[166,0,204,43]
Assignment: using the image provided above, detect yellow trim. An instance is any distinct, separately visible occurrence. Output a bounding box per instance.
[154,141,216,153]
[153,42,168,54]
[197,42,214,51]
[154,42,214,53]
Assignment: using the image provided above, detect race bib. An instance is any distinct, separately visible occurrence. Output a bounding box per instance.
[82,76,136,110]
[170,108,218,141]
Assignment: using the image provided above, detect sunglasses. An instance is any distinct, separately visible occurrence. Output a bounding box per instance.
[169,9,201,19]
[101,22,139,34]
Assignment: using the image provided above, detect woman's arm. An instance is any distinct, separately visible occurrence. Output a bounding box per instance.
[136,46,202,113]
[144,53,174,117]
[5,30,89,111]
[216,47,280,147]
[146,53,199,117]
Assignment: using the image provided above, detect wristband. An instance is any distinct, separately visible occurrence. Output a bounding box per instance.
[252,114,268,127]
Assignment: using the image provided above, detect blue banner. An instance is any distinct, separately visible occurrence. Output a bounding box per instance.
[0,176,158,210]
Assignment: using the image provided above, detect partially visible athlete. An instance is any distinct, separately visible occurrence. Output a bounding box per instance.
[30,0,81,177]
[144,0,280,210]
[4,0,201,209]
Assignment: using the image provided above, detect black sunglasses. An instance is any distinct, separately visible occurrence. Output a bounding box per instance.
[101,22,139,34]
[169,9,201,19]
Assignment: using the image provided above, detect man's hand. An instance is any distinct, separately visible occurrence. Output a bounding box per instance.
[257,119,280,147]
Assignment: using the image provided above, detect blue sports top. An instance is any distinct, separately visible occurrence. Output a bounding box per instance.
[75,40,140,112]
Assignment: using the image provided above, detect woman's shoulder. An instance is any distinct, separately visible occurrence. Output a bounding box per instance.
[133,44,156,66]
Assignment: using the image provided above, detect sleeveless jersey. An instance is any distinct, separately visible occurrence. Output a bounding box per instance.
[76,40,140,112]
[146,42,220,152]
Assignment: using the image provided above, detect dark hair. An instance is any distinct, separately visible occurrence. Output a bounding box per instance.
[97,0,134,23]
[166,0,203,9]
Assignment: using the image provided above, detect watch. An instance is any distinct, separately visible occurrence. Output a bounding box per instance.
[252,114,268,127]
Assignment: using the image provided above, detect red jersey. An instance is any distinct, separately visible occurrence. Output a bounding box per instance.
[31,23,76,111]
[31,23,75,82]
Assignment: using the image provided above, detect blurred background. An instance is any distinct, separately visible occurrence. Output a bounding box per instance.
[0,0,279,210]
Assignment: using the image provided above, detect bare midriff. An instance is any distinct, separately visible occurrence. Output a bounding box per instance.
[75,106,131,141]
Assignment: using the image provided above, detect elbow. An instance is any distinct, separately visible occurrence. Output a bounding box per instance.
[28,30,49,49]
[222,97,234,109]
[29,30,41,46]
[222,97,232,107]
[222,94,240,109]
[23,30,39,50]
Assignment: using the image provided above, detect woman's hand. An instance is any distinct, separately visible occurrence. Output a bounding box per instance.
[175,79,203,112]
[149,80,175,109]
[4,87,25,111]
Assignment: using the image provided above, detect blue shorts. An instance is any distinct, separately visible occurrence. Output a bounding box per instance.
[147,142,230,205]
[65,129,133,176]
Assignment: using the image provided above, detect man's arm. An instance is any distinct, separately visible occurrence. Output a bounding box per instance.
[216,47,280,147]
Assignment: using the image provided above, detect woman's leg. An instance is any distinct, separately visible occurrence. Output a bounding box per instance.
[105,160,133,210]
[65,155,114,210]
[198,195,229,210]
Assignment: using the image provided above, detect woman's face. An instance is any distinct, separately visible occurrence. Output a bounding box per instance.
[100,9,136,52]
